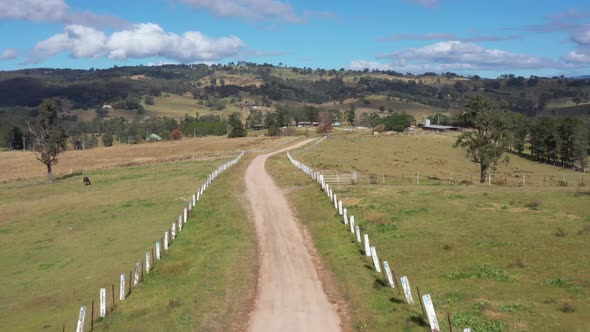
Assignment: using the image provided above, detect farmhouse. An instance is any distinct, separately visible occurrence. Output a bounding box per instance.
[421,119,462,132]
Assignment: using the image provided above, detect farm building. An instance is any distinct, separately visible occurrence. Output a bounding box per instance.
[146,133,162,141]
[421,119,462,132]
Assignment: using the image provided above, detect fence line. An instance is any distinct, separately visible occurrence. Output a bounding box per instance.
[287,152,469,332]
[314,170,587,188]
[70,151,245,332]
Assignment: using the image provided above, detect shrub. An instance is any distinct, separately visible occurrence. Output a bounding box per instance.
[171,128,183,140]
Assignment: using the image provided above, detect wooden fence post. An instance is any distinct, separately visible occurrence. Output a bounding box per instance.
[417,287,426,318]
[447,312,453,332]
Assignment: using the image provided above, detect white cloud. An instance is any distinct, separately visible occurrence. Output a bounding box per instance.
[379,33,520,43]
[571,25,590,45]
[0,0,68,22]
[377,41,561,71]
[0,0,127,28]
[563,50,590,64]
[179,0,303,22]
[28,23,245,64]
[348,60,394,71]
[0,48,18,60]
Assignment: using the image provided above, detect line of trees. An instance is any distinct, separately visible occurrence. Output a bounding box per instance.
[455,96,589,183]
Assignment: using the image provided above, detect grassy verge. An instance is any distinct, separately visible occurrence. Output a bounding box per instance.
[273,133,590,331]
[96,155,256,331]
[267,154,425,331]
[0,156,255,331]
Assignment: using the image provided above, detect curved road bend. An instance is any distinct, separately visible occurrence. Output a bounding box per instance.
[245,140,342,332]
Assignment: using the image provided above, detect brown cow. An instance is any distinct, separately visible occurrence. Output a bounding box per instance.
[83,177,92,186]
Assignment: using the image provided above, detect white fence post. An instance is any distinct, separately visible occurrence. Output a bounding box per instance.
[364,234,371,256]
[76,306,86,332]
[338,200,343,216]
[350,216,355,233]
[133,262,140,286]
[146,252,151,274]
[401,276,414,304]
[370,246,381,272]
[164,231,169,250]
[99,288,106,318]
[343,208,348,224]
[119,273,126,301]
[422,294,440,332]
[383,262,395,288]
[156,241,161,260]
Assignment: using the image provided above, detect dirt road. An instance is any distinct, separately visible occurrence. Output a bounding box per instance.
[245,140,342,332]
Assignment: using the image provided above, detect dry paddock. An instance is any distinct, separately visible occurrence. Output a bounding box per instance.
[0,136,294,183]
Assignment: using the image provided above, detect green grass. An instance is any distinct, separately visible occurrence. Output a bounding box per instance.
[268,133,590,331]
[96,155,256,331]
[0,156,255,331]
[144,94,246,120]
[296,132,585,186]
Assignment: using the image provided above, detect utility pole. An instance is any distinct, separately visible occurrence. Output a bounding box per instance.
[22,136,25,151]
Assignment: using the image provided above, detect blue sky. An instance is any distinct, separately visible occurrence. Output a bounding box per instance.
[0,0,589,77]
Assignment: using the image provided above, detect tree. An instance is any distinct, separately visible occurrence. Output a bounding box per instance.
[7,126,24,150]
[171,128,183,140]
[145,95,155,105]
[316,111,333,135]
[381,112,414,132]
[228,113,247,138]
[454,96,510,183]
[28,99,68,181]
[102,133,114,147]
[347,106,356,126]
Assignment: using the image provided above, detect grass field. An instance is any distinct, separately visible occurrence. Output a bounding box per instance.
[96,154,256,331]
[0,135,293,182]
[296,132,584,187]
[318,95,448,124]
[0,156,251,331]
[267,133,590,331]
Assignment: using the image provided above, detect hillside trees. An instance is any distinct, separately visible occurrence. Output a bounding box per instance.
[347,104,356,125]
[454,96,511,183]
[529,116,588,167]
[380,112,414,132]
[228,113,247,138]
[28,99,68,181]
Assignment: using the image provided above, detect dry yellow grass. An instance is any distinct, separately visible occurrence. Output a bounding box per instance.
[0,135,294,182]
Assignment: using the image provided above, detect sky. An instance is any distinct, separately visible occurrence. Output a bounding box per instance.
[0,0,589,77]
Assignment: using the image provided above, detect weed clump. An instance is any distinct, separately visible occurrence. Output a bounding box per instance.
[451,312,505,332]
[445,264,513,281]
[560,301,576,313]
[544,278,570,287]
[555,227,568,237]
[442,243,454,251]
[525,201,542,210]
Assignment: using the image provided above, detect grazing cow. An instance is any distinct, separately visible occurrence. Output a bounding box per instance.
[83,177,92,186]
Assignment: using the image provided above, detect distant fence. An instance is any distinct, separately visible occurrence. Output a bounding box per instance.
[317,170,587,188]
[2,137,302,184]
[288,152,471,332]
[68,151,245,332]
